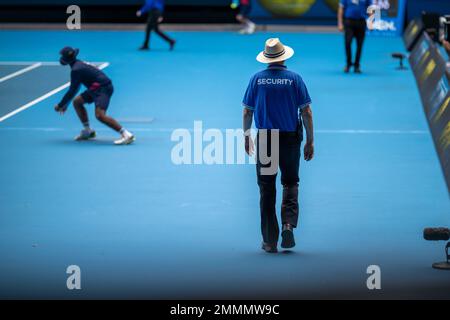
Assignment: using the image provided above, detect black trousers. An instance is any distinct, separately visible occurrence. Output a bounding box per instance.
[256,129,301,245]
[143,9,174,47]
[344,18,366,68]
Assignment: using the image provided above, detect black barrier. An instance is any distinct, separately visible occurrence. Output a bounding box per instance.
[404,18,425,52]
[408,32,450,192]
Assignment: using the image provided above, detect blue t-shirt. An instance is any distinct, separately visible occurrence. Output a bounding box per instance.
[140,0,164,14]
[242,64,311,132]
[339,0,371,19]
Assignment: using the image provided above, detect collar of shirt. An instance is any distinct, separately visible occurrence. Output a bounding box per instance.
[267,64,287,71]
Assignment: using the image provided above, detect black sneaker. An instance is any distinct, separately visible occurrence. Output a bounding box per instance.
[354,66,362,74]
[344,65,351,73]
[261,242,278,253]
[281,224,295,249]
[139,45,149,51]
[74,129,96,141]
[169,40,176,51]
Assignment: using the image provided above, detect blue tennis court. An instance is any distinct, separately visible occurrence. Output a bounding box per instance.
[0,30,449,299]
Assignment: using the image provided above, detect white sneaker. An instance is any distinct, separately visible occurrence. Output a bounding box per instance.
[247,22,256,34]
[114,133,135,145]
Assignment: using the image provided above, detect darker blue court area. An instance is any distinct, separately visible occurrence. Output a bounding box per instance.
[0,30,449,299]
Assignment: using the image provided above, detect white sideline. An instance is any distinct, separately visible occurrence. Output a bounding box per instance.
[0,63,42,83]
[0,62,109,123]
[0,61,106,66]
[0,127,429,135]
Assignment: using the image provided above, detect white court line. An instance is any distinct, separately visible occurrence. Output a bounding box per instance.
[0,127,429,135]
[0,63,42,83]
[0,61,106,66]
[0,62,109,123]
[315,129,428,134]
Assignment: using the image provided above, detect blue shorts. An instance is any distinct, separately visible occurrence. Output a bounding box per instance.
[80,83,114,111]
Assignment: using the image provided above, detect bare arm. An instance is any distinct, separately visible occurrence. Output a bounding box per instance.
[243,108,254,156]
[338,6,344,31]
[243,108,253,133]
[444,40,450,56]
[301,105,314,161]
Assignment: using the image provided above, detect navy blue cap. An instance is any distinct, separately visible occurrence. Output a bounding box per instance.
[59,46,79,65]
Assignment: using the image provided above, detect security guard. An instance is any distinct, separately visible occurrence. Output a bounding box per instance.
[242,38,314,253]
[137,0,175,51]
[338,0,372,73]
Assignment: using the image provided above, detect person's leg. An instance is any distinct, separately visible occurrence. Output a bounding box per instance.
[95,108,122,132]
[94,86,135,145]
[236,6,255,34]
[354,19,367,71]
[73,95,90,129]
[256,130,279,250]
[279,134,301,228]
[279,132,301,249]
[141,10,158,49]
[257,172,278,248]
[153,10,175,48]
[344,19,354,71]
[73,94,96,140]
[93,87,122,132]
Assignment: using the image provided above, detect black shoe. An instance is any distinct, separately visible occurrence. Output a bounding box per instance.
[139,45,149,51]
[281,224,295,249]
[344,65,351,73]
[354,66,362,74]
[261,242,278,253]
[169,40,176,51]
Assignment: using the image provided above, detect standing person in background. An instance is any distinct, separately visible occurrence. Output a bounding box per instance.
[231,0,256,34]
[137,0,176,51]
[338,0,372,73]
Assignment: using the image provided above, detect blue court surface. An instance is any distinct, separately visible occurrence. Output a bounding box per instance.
[0,30,449,299]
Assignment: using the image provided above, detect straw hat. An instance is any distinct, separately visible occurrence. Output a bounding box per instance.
[256,38,294,64]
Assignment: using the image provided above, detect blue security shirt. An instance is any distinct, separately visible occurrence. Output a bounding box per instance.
[242,64,311,132]
[140,0,165,14]
[339,0,371,19]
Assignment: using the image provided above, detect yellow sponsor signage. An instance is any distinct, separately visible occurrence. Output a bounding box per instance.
[420,59,436,84]
[433,97,450,123]
[439,122,450,151]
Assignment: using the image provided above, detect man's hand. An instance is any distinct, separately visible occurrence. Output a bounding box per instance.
[54,104,66,115]
[300,105,314,161]
[245,135,254,156]
[443,40,450,55]
[158,16,164,23]
[338,23,344,32]
[136,10,142,17]
[304,142,314,161]
[243,108,254,155]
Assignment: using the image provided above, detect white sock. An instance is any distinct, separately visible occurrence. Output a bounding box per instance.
[120,128,131,137]
[82,122,90,131]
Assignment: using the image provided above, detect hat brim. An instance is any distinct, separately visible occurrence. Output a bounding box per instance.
[256,46,294,64]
